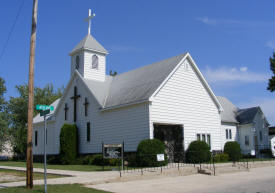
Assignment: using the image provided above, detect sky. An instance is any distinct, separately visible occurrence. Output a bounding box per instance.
[0,0,274,125]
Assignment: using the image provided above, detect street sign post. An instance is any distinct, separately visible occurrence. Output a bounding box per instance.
[36,105,53,193]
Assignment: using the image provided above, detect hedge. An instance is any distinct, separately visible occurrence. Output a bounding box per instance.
[59,124,78,164]
[186,140,211,163]
[136,139,168,167]
[224,141,241,162]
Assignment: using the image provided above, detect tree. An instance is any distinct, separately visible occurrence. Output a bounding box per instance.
[8,83,63,158]
[267,52,275,92]
[224,141,241,163]
[0,77,8,152]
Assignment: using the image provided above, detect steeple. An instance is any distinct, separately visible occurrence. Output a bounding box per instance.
[70,9,107,82]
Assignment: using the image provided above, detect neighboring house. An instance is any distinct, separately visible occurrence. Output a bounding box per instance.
[32,12,224,156]
[269,126,275,157]
[0,141,13,159]
[218,96,270,157]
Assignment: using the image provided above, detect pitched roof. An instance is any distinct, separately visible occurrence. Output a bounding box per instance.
[217,96,238,123]
[236,107,260,125]
[70,34,108,55]
[33,98,60,124]
[103,53,187,109]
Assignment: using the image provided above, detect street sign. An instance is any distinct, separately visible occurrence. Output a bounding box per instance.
[36,105,54,111]
[157,154,165,161]
[40,109,50,117]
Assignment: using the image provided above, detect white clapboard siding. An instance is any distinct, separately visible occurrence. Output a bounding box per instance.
[150,58,222,150]
[33,121,56,155]
[221,123,238,150]
[253,111,270,148]
[39,75,150,155]
[238,124,254,154]
[83,51,106,81]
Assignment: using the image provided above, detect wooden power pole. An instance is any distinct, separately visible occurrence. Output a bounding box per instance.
[26,0,38,189]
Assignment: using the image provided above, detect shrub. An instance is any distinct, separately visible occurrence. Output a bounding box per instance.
[213,153,229,163]
[224,141,241,162]
[186,140,211,163]
[136,139,168,167]
[59,124,78,164]
[125,153,137,167]
[91,154,109,166]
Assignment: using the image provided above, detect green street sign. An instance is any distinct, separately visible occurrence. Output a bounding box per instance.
[40,109,50,116]
[36,105,54,111]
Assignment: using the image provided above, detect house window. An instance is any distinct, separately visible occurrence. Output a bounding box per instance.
[87,122,91,142]
[92,55,98,69]
[245,135,249,146]
[202,134,206,142]
[259,131,263,141]
[35,131,38,146]
[226,129,232,140]
[197,134,201,141]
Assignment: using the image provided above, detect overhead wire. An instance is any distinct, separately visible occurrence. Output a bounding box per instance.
[0,0,26,63]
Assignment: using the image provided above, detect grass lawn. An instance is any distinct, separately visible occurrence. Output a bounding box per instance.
[0,161,118,172]
[0,184,111,193]
[0,169,65,183]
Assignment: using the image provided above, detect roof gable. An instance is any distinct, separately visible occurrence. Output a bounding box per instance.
[236,107,260,125]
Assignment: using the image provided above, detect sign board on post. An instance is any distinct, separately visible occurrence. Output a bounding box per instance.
[157,154,165,161]
[251,150,256,156]
[103,144,123,159]
[36,105,54,111]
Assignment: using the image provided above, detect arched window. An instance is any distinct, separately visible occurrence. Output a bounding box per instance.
[92,55,98,69]
[75,55,80,70]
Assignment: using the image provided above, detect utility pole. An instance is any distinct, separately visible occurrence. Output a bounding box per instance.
[26,0,38,189]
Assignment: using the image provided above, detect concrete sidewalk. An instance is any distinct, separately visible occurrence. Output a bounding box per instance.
[0,165,120,188]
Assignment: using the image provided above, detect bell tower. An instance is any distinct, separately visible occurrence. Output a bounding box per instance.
[69,9,108,82]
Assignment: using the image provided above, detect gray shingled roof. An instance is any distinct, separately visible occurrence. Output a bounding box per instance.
[103,53,187,108]
[70,34,108,54]
[236,107,260,125]
[217,96,238,123]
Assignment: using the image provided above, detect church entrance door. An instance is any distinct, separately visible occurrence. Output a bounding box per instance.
[153,123,184,163]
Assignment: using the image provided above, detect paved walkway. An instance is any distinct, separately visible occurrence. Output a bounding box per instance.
[89,166,275,193]
[0,166,120,188]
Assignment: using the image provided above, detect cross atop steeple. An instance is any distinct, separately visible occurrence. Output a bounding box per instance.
[85,9,95,35]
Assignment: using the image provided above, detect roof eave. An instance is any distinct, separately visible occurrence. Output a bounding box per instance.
[69,47,108,56]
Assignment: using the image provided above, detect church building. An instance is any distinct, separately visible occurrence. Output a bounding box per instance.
[33,10,229,156]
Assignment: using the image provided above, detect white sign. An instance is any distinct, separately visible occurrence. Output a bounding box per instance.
[157,154,165,161]
[251,150,255,156]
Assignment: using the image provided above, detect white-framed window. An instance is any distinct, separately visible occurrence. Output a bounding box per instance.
[197,134,201,141]
[207,134,211,149]
[196,133,211,148]
[92,54,98,69]
[226,129,232,140]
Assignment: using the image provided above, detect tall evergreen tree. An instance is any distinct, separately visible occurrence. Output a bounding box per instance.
[0,77,8,152]
[267,52,275,92]
[8,83,63,157]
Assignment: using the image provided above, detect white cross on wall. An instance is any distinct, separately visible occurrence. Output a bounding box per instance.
[85,9,95,35]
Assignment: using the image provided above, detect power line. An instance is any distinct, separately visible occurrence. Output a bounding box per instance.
[0,0,26,63]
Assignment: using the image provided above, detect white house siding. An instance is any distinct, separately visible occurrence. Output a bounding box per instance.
[253,111,270,149]
[270,136,275,157]
[33,121,56,155]
[83,51,106,81]
[150,58,221,151]
[221,123,238,149]
[238,124,254,155]
[36,75,150,155]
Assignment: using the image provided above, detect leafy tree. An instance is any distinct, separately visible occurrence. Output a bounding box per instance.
[186,140,211,164]
[267,52,275,92]
[8,83,63,158]
[0,77,8,152]
[224,141,241,162]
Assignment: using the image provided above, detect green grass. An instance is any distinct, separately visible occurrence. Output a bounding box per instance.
[0,161,118,172]
[0,169,65,183]
[0,184,111,193]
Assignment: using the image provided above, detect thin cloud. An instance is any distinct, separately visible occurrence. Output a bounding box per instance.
[204,66,269,84]
[266,41,275,49]
[196,16,275,27]
[238,98,275,125]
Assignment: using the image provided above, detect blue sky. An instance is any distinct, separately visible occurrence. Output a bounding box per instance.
[0,0,275,124]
